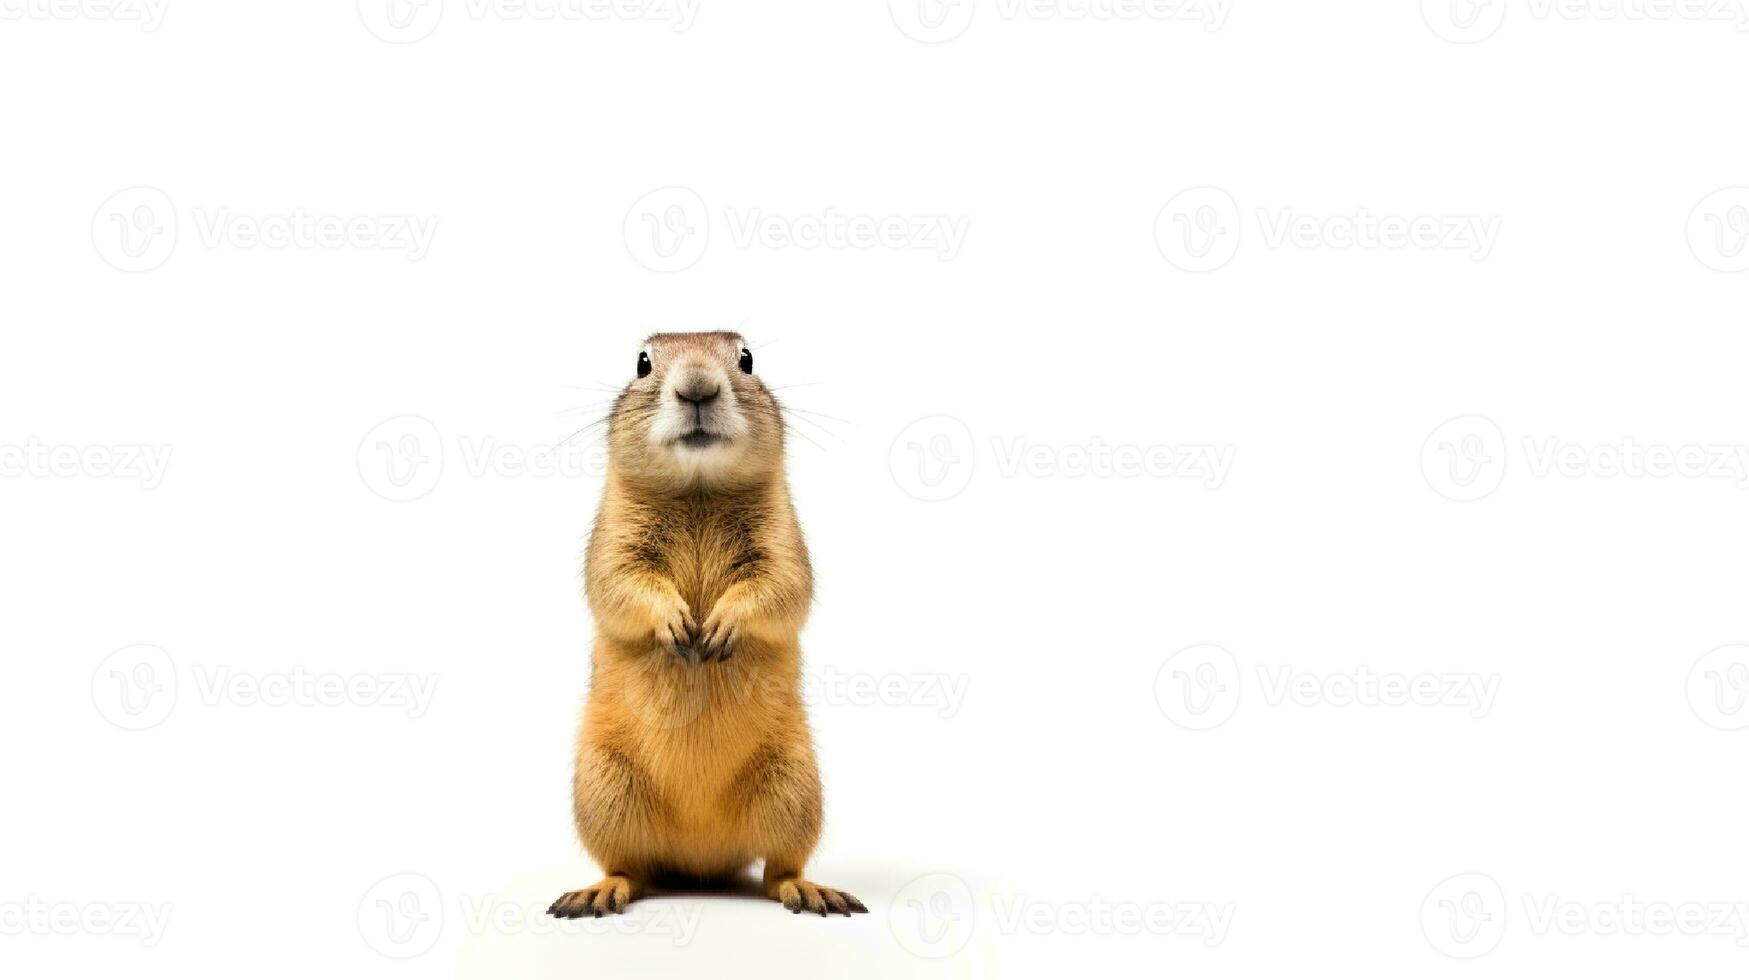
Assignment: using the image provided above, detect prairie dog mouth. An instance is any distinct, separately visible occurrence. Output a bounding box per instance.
[677,429,725,449]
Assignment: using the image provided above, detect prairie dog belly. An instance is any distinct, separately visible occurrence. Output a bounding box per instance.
[581,644,800,867]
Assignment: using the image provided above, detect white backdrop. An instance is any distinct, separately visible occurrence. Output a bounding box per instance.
[4,1,1749,977]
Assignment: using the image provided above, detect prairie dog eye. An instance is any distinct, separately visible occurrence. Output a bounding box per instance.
[637,351,652,378]
[739,348,753,374]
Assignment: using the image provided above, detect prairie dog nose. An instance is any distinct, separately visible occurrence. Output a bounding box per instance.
[673,373,722,406]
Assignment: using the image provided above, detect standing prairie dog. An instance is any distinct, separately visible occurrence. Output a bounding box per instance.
[549,332,865,919]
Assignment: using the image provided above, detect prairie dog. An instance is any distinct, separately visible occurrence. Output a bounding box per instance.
[549,332,865,919]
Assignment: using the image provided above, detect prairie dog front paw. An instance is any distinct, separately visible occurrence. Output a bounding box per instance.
[654,595,698,660]
[695,603,745,662]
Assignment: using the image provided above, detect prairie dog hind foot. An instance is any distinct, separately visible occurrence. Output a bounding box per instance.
[765,870,867,917]
[547,874,643,918]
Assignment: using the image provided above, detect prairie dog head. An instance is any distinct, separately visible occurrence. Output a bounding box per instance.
[607,331,784,489]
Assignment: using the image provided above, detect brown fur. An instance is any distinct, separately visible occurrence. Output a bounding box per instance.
[549,332,864,919]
